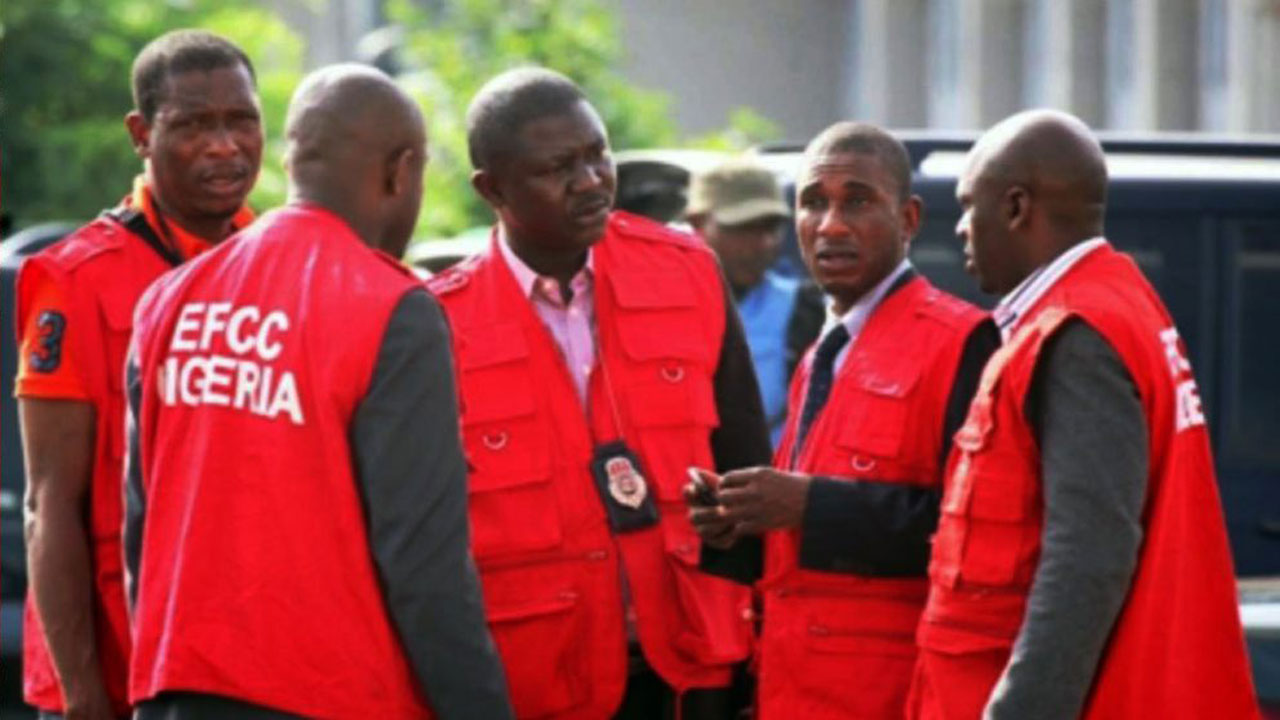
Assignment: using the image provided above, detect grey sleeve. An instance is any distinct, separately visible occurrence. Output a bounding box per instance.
[984,320,1147,720]
[351,289,514,720]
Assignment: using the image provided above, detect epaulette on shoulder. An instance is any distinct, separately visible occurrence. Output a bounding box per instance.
[371,249,416,280]
[610,211,708,253]
[38,217,128,271]
[914,285,987,331]
[424,257,479,297]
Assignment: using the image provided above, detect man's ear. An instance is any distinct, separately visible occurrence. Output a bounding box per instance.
[900,194,924,247]
[124,111,151,160]
[386,146,415,196]
[1005,185,1032,231]
[470,168,504,209]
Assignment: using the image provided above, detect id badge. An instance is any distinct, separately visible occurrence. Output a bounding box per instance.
[590,441,659,532]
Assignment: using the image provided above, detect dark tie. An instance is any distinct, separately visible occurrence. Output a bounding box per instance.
[792,324,851,464]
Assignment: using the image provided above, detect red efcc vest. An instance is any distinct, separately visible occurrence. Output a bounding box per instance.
[15,217,174,717]
[129,205,432,719]
[759,276,986,720]
[913,244,1259,719]
[428,212,753,719]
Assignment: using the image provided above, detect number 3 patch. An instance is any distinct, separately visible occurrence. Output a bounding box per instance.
[29,310,67,373]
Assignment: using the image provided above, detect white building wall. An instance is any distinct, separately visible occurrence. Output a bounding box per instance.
[276,0,1280,139]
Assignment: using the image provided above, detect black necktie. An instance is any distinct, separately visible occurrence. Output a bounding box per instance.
[793,324,851,464]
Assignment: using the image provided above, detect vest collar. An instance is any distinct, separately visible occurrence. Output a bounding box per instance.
[820,258,916,340]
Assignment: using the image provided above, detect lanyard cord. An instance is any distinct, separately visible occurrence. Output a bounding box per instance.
[589,318,628,445]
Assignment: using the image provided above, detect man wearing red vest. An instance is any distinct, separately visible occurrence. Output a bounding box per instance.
[909,110,1260,719]
[124,64,512,719]
[427,67,771,719]
[685,122,997,718]
[15,30,261,720]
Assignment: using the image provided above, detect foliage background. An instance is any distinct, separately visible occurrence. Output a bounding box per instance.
[1,0,777,246]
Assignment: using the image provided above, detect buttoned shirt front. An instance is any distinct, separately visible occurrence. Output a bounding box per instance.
[497,228,597,407]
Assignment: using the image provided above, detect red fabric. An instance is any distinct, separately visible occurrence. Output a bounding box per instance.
[757,277,985,720]
[129,205,430,718]
[16,216,175,717]
[914,245,1259,719]
[428,211,753,719]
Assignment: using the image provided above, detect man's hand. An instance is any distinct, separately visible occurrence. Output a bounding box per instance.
[684,468,738,549]
[716,467,811,536]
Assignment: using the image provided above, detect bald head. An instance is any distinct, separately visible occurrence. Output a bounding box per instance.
[956,110,1108,295]
[968,109,1107,238]
[285,64,427,255]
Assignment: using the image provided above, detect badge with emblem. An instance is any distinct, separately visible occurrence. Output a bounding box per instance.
[605,455,648,508]
[590,441,659,532]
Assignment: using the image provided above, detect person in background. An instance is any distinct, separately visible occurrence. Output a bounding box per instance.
[123,64,512,720]
[909,109,1259,719]
[428,66,771,719]
[686,122,997,719]
[686,160,823,445]
[15,29,262,720]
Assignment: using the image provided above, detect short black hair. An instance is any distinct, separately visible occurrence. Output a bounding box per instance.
[132,29,256,123]
[465,66,587,171]
[805,122,912,202]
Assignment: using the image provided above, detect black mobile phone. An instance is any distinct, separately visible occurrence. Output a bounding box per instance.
[686,467,720,506]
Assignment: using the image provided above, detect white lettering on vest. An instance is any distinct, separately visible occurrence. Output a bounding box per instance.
[157,302,305,425]
[171,302,205,352]
[1159,326,1205,431]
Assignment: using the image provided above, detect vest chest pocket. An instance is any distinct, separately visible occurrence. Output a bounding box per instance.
[623,370,718,501]
[459,325,563,559]
[943,464,1037,589]
[832,365,922,475]
[480,566,588,717]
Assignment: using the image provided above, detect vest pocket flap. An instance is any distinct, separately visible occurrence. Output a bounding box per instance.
[615,312,707,361]
[608,270,696,310]
[850,365,921,398]
[626,372,718,428]
[832,366,923,458]
[964,468,1030,522]
[466,426,552,491]
[457,322,529,370]
[486,589,578,624]
[460,367,536,424]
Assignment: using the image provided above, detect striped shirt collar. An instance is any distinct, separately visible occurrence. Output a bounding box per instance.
[993,237,1108,342]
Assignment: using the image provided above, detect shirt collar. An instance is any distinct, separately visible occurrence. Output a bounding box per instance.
[497,223,594,303]
[129,176,255,261]
[994,237,1108,341]
[821,258,913,339]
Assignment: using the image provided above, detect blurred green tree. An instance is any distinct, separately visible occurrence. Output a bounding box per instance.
[1,0,779,241]
[386,0,779,241]
[0,0,303,229]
